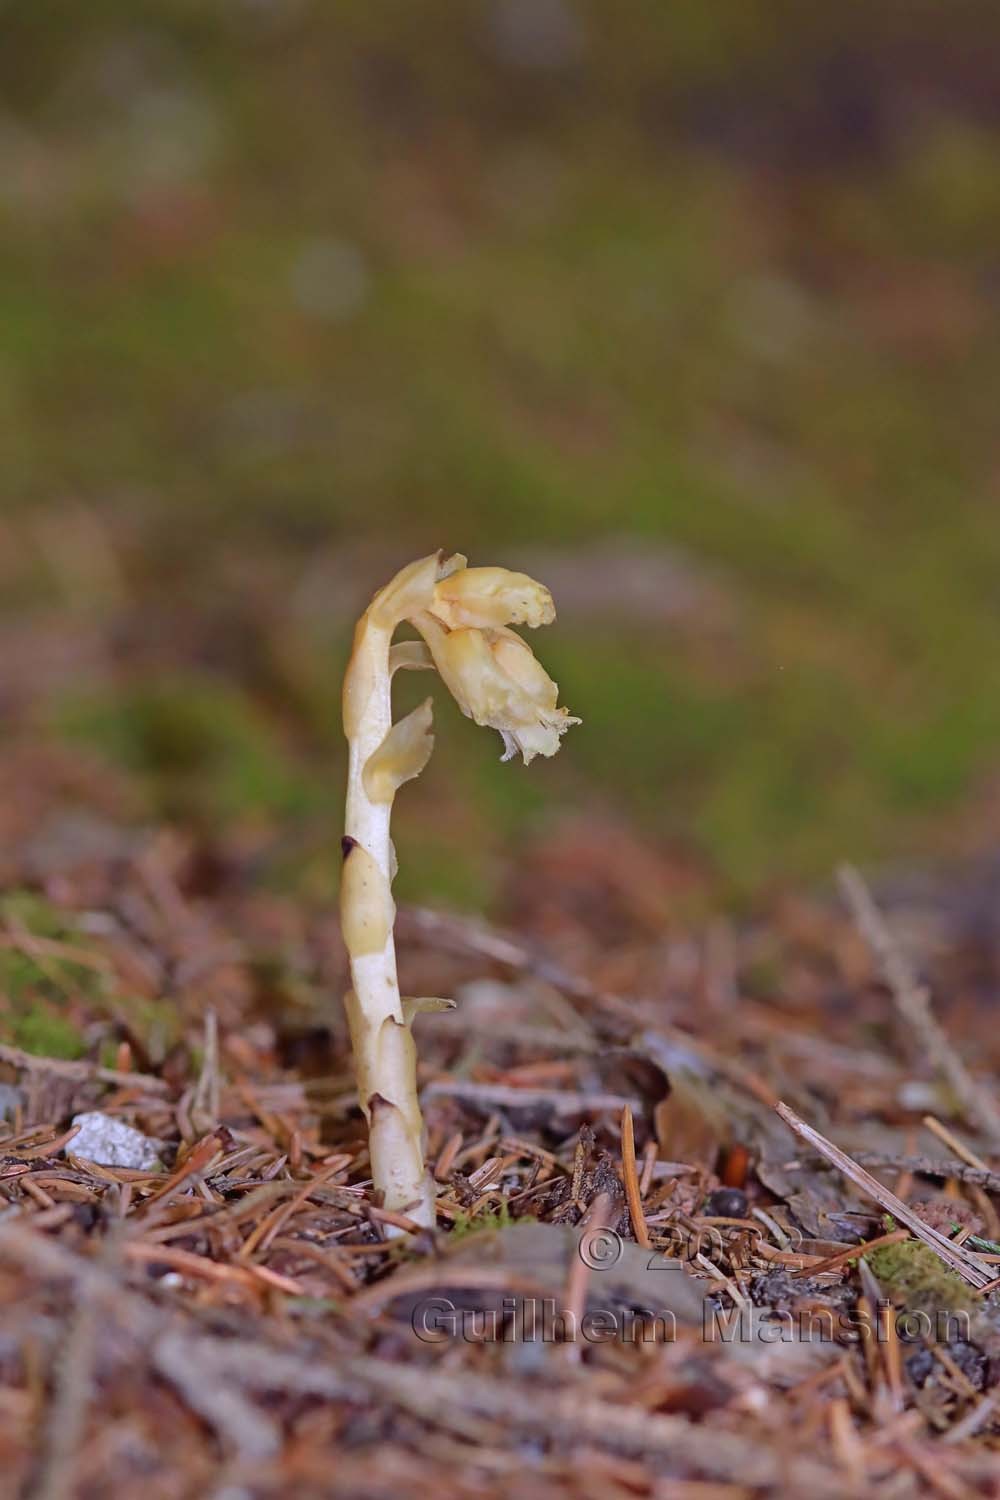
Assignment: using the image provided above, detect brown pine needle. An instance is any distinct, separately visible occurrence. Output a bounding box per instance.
[238,1160,345,1261]
[138,1132,223,1211]
[620,1105,651,1250]
[793,1225,911,1278]
[122,1241,305,1295]
[922,1115,992,1174]
[433,1131,464,1182]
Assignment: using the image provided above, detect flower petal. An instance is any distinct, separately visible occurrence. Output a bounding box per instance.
[414,616,578,765]
[430,566,555,630]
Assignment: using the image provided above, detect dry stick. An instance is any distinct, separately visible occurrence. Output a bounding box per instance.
[147,1333,848,1496]
[0,1220,844,1496]
[29,1274,100,1500]
[853,1151,1000,1195]
[774,1101,995,1291]
[838,863,1000,1144]
[422,1080,642,1117]
[619,1106,651,1250]
[349,1263,557,1315]
[152,1331,280,1460]
[0,1042,169,1095]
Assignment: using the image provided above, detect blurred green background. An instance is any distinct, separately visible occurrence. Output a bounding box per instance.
[2,0,1000,910]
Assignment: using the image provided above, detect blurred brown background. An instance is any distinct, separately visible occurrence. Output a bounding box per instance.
[2,0,1000,912]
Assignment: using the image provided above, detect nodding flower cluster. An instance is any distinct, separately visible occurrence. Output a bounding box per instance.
[340,552,578,1226]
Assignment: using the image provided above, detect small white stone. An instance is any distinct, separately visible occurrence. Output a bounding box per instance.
[68,1112,162,1171]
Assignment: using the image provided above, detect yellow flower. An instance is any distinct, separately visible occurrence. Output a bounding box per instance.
[429,566,555,631]
[368,551,466,632]
[416,617,578,764]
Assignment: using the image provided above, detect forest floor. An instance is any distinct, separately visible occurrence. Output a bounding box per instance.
[2,743,1000,1499]
[5,12,1000,1493]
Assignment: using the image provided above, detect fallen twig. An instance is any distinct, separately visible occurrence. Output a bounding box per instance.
[838,864,1000,1144]
[0,1043,169,1095]
[774,1101,995,1290]
[161,1332,849,1494]
[29,1264,100,1500]
[422,1080,641,1117]
[852,1151,1000,1195]
[0,1216,845,1492]
[152,1331,280,1460]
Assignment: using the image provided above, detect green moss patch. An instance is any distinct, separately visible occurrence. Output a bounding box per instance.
[867,1239,976,1317]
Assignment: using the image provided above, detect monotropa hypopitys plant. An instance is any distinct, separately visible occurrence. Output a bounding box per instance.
[340,552,578,1226]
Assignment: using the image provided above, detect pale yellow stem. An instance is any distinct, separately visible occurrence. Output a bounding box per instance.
[341,614,433,1228]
